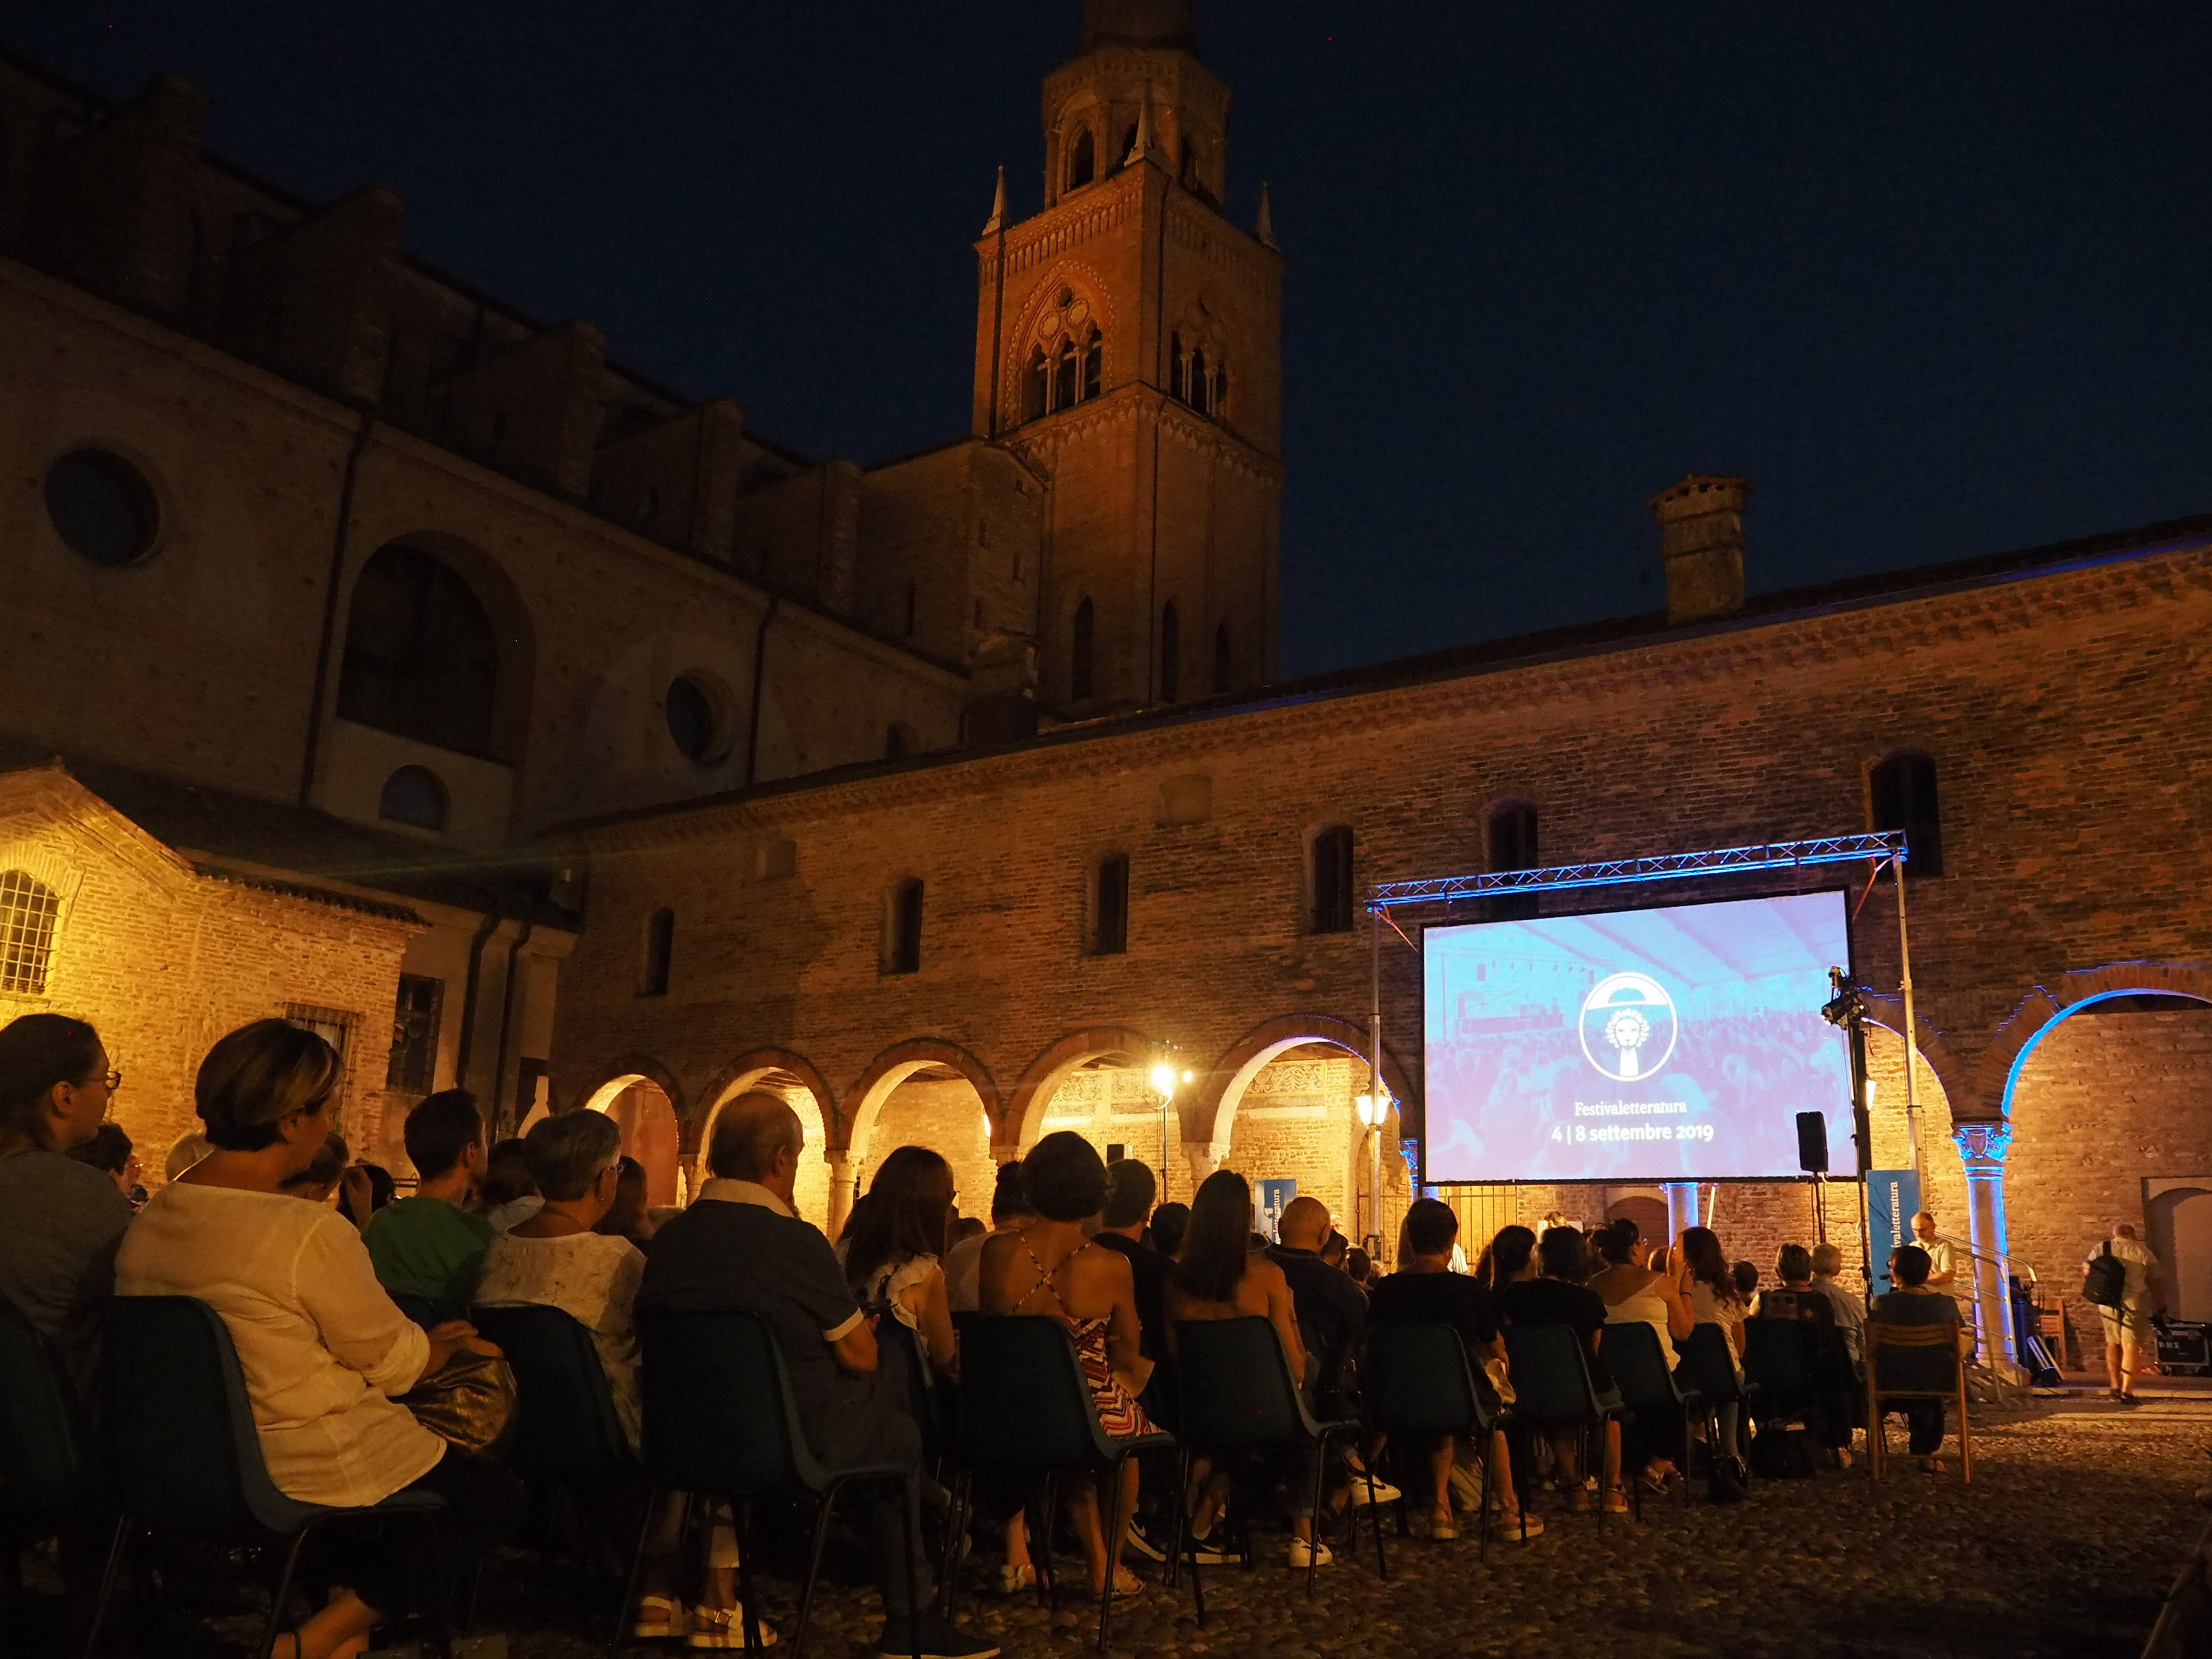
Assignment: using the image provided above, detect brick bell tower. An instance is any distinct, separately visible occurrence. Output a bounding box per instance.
[973,0,1282,713]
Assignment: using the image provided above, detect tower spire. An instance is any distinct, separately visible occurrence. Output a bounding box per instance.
[981,165,1007,236]
[1128,96,1155,164]
[1255,182,1277,250]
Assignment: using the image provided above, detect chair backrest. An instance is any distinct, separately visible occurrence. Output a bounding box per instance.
[1174,1317,1312,1450]
[957,1315,1113,1468]
[637,1306,822,1498]
[875,1315,948,1451]
[1500,1322,1604,1424]
[1866,1319,1962,1396]
[389,1293,446,1330]
[104,1296,320,1536]
[1362,1321,1485,1438]
[1598,1320,1683,1414]
[1742,1318,1815,1412]
[0,1297,100,1520]
[469,1304,632,1480]
[1675,1323,1743,1405]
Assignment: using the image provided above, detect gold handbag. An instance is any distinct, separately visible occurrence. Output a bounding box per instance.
[401,1349,518,1460]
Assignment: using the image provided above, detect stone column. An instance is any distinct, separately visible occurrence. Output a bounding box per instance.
[1184,1141,1229,1200]
[1955,1122,2016,1374]
[1665,1183,1701,1246]
[825,1151,855,1238]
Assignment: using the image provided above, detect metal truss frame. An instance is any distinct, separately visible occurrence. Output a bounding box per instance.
[1367,830,1909,911]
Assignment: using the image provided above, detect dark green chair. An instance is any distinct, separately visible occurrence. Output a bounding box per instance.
[953,1315,1174,1649]
[1501,1322,1639,1526]
[87,1297,446,1658]
[622,1306,922,1659]
[1361,1320,1501,1565]
[1599,1320,1700,1506]
[0,1299,105,1640]
[1170,1316,1372,1618]
[1743,1318,1816,1425]
[469,1304,633,1643]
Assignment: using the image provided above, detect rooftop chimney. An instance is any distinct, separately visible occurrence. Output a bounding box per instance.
[1648,474,1750,626]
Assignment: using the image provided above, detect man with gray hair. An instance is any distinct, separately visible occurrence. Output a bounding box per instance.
[1808,1241,1866,1366]
[641,1093,997,1658]
[2086,1220,2162,1404]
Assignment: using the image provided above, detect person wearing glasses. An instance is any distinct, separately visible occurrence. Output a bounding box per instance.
[0,1013,132,1411]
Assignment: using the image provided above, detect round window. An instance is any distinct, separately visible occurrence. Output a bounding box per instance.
[665,675,719,762]
[378,765,449,832]
[44,449,160,568]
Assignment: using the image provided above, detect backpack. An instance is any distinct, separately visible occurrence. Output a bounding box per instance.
[1706,1451,1749,1503]
[1750,1423,1817,1480]
[2084,1241,2128,1309]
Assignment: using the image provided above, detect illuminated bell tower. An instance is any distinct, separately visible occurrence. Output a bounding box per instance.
[973,0,1282,713]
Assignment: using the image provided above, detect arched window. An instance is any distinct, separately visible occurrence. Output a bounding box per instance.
[1188,348,1210,416]
[1159,600,1181,703]
[1024,347,1049,422]
[1487,800,1541,921]
[1082,328,1103,400]
[885,879,925,975]
[1169,332,1186,402]
[1071,596,1095,701]
[1871,753,1944,878]
[377,765,448,832]
[0,870,60,995]
[641,908,674,997]
[1310,825,1355,935]
[337,543,500,757]
[1213,622,1232,693]
[1067,127,1096,190]
[885,722,917,761]
[1020,292,1105,425]
[1054,340,1078,411]
[1093,853,1130,955]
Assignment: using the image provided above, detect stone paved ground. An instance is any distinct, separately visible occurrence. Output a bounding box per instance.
[477,1396,2203,1659]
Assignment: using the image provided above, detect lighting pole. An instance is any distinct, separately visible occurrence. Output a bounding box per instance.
[1355,1088,1389,1262]
[1150,1058,1188,1202]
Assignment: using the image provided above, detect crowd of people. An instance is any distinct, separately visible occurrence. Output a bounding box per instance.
[0,1006,2014,1659]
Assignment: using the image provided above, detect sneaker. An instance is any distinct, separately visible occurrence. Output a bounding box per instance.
[1286,1536,1333,1569]
[1187,1528,1239,1566]
[1123,1519,1167,1562]
[1429,1509,1461,1541]
[1349,1477,1403,1508]
[874,1612,1001,1658]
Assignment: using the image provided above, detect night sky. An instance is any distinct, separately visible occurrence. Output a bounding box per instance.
[12,3,2210,676]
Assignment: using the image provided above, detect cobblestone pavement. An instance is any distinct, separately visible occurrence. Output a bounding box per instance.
[476,1397,2204,1659]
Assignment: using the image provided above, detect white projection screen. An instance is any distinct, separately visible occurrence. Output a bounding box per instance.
[1421,890,1855,1184]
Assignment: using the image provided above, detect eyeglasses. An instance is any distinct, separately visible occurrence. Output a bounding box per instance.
[79,1070,122,1091]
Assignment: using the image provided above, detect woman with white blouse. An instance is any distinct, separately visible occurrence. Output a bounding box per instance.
[118,1020,523,1659]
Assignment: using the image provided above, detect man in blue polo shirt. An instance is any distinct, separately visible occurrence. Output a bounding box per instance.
[640,1092,996,1659]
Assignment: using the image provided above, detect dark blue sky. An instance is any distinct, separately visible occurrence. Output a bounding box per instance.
[13,3,2210,675]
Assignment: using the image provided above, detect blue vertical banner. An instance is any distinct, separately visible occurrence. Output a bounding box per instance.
[1867,1168,1921,1295]
[1256,1179,1299,1241]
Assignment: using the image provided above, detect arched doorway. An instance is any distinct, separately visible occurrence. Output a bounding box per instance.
[583,1075,681,1209]
[857,1073,995,1235]
[2002,988,2212,1372]
[699,1068,833,1231]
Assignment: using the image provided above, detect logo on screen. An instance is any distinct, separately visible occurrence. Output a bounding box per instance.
[1578,972,1678,1082]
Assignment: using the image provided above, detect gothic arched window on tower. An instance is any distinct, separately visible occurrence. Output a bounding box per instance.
[1025,347,1049,423]
[1071,596,1096,702]
[1188,348,1210,416]
[1159,601,1181,703]
[1021,294,1104,427]
[1055,339,1079,411]
[1082,328,1103,400]
[1213,622,1232,693]
[1067,127,1096,190]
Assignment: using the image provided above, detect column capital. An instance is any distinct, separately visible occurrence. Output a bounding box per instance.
[1953,1121,2012,1174]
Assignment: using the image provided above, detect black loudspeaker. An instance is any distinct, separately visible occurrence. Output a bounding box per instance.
[1795,1111,1829,1174]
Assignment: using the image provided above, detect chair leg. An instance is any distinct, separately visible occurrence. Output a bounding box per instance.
[80,1515,131,1659]
[258,1519,319,1659]
[899,1474,922,1659]
[1959,1381,1973,1483]
[939,1468,972,1622]
[1475,1434,1490,1564]
[1098,1451,1129,1652]
[607,1484,659,1658]
[1361,1434,1388,1581]
[1304,1435,1328,1600]
[1037,1472,1058,1613]
[794,1486,837,1658]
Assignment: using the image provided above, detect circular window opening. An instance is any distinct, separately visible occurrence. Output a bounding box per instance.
[665,674,720,762]
[45,449,160,568]
[378,765,449,832]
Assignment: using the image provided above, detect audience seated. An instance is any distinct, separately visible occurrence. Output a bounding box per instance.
[480,1136,541,1233]
[1810,1241,1866,1365]
[1474,1224,1535,1296]
[1320,1230,1350,1270]
[1344,1246,1374,1289]
[841,1145,959,1380]
[1149,1200,1191,1260]
[282,1132,352,1206]
[1499,1227,1627,1515]
[364,1090,493,1322]
[65,1118,142,1202]
[1680,1225,1750,1461]
[1732,1260,1761,1306]
[1089,1158,1171,1358]
[950,1215,988,1248]
[1164,1169,1327,1569]
[594,1154,654,1248]
[165,1126,211,1183]
[1268,1196,1369,1423]
[1870,1243,1970,1474]
[339,1161,396,1232]
[1590,1217,1693,1491]
[639,1092,992,1658]
[118,1019,523,1659]
[947,1161,1032,1314]
[980,1132,1153,1599]
[1368,1199,1539,1541]
[0,1013,135,1410]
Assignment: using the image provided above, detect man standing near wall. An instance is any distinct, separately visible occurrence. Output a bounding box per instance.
[2086,1221,2162,1404]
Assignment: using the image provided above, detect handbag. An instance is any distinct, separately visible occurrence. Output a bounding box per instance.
[401,1348,519,1460]
[1483,1355,1517,1407]
[2083,1241,2127,1309]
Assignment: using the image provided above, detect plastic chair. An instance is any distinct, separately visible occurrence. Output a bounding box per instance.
[469,1304,634,1642]
[1171,1317,1371,1618]
[1361,1321,1501,1566]
[621,1306,924,1659]
[0,1297,102,1531]
[389,1292,445,1330]
[1501,1322,1639,1526]
[86,1297,445,1658]
[1865,1319,1972,1481]
[953,1315,1174,1650]
[1598,1321,1700,1507]
[1743,1317,1821,1447]
[1675,1322,1759,1472]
